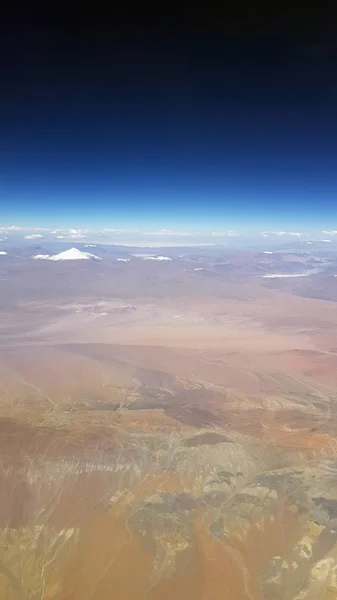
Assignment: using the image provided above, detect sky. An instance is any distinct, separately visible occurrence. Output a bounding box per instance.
[1,5,337,230]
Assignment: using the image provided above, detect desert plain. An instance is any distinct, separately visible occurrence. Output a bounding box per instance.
[1,242,337,598]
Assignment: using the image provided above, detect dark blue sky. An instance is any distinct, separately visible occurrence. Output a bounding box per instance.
[1,4,337,229]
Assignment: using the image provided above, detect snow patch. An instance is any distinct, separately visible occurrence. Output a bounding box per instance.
[143,256,172,261]
[260,272,312,278]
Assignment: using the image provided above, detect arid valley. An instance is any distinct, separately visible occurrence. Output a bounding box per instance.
[2,241,337,599]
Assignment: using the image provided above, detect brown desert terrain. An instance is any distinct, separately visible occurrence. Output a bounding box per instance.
[1,245,337,599]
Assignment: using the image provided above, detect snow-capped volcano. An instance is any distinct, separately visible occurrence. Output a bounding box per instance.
[32,247,100,261]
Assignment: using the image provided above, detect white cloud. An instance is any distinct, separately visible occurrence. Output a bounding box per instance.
[0,225,23,231]
[0,251,7,255]
[24,234,44,240]
[68,228,88,236]
[211,231,240,237]
[145,230,194,236]
[102,228,139,233]
[51,228,87,238]
[261,231,304,237]
[117,258,131,262]
[322,230,337,236]
[123,242,216,248]
[141,229,241,237]
[0,225,50,233]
